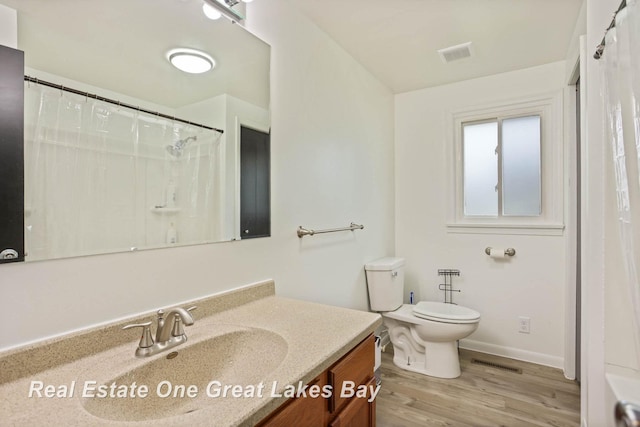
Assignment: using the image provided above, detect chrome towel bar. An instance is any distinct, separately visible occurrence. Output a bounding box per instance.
[297,222,364,238]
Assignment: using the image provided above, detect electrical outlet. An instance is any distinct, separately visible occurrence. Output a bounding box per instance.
[518,316,531,334]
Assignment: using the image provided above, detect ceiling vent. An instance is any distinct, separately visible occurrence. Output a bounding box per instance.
[437,42,473,63]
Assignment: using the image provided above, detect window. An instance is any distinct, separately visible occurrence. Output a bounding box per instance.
[463,115,541,217]
[448,93,564,235]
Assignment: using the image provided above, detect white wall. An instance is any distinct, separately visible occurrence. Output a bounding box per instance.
[565,1,587,80]
[0,0,395,350]
[395,61,568,368]
[0,3,16,48]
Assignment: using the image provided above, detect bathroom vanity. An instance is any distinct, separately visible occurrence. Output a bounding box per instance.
[0,280,381,426]
[258,335,376,426]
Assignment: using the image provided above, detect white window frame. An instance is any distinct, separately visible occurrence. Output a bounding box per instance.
[446,92,565,235]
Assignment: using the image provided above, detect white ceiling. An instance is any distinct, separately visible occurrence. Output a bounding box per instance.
[1,0,582,105]
[1,0,270,110]
[287,0,583,93]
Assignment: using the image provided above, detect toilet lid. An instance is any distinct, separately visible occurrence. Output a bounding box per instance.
[412,301,480,323]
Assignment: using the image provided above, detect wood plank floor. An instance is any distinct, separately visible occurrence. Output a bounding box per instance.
[376,348,580,427]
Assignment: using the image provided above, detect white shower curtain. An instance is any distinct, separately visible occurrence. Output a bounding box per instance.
[24,84,140,260]
[602,0,640,350]
[24,82,223,261]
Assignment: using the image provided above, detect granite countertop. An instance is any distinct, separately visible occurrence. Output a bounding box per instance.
[0,280,382,426]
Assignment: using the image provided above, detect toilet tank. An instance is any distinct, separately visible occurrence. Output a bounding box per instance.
[365,257,405,312]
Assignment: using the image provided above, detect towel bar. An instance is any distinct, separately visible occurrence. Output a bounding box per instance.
[297,222,364,238]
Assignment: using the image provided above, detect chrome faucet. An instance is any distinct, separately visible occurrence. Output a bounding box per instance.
[123,306,196,358]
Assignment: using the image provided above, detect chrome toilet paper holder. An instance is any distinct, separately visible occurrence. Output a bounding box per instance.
[485,247,516,257]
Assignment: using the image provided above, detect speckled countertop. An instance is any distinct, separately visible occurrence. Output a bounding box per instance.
[0,280,382,426]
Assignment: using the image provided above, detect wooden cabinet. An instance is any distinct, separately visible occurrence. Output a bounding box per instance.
[258,375,326,427]
[259,334,376,427]
[329,377,376,427]
[328,334,374,415]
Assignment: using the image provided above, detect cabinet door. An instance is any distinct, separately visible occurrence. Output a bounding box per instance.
[258,334,376,427]
[329,377,376,427]
[0,45,24,263]
[258,376,326,427]
[328,335,374,414]
[240,125,270,239]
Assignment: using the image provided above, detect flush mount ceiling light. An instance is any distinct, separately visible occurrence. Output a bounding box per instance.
[167,48,215,74]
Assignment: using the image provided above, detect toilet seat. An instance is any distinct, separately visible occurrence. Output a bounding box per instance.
[412,301,480,324]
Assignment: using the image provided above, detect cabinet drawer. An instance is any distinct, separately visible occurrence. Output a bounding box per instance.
[328,335,374,414]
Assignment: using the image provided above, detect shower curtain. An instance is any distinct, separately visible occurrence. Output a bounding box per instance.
[24,82,222,261]
[602,0,640,350]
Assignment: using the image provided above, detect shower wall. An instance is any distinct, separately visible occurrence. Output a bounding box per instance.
[23,70,225,261]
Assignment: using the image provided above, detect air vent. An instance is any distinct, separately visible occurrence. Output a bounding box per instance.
[471,358,523,374]
[438,42,473,63]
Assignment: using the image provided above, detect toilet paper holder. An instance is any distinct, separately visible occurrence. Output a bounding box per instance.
[485,247,516,257]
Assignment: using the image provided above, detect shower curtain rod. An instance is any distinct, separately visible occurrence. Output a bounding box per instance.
[594,0,627,59]
[24,75,224,134]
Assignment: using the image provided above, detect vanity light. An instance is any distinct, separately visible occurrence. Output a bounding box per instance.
[202,3,222,20]
[168,49,215,74]
[202,0,244,22]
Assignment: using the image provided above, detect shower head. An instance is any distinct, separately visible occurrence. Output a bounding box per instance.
[166,145,182,157]
[166,136,197,157]
[165,145,183,157]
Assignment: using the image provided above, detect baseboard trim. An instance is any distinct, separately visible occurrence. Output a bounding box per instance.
[459,339,564,370]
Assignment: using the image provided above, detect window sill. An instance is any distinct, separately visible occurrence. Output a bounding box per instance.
[446,222,565,236]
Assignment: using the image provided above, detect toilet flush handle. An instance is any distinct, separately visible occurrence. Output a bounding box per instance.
[391,271,398,278]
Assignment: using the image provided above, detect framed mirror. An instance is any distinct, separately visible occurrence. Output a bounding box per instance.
[0,0,271,262]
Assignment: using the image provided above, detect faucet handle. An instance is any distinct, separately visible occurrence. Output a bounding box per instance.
[171,306,197,338]
[172,314,185,338]
[123,321,154,349]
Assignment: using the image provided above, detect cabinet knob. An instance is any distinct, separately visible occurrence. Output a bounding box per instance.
[244,229,250,234]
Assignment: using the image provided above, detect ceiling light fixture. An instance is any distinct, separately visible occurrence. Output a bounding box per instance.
[167,48,215,74]
[202,0,244,22]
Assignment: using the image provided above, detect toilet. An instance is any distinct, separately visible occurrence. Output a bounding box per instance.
[365,257,480,379]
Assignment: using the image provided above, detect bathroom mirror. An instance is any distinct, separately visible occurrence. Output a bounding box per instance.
[0,0,271,261]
